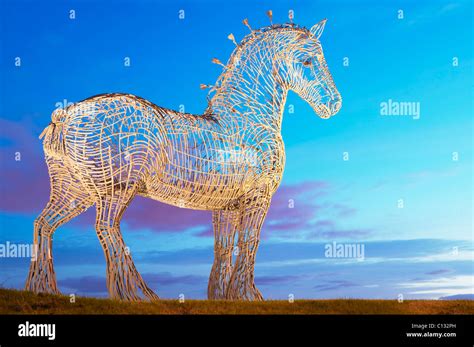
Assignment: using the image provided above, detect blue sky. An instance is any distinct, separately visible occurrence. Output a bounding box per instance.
[0,0,472,300]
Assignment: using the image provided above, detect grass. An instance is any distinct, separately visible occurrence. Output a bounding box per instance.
[1,288,473,315]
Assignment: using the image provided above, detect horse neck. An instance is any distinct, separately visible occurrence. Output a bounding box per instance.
[209,41,288,132]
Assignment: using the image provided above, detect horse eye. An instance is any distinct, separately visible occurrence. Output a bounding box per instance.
[302,59,312,67]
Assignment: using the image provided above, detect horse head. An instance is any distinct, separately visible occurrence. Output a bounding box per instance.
[279,19,342,119]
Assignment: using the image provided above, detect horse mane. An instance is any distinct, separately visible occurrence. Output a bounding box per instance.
[237,23,311,49]
[221,23,312,80]
[204,23,312,114]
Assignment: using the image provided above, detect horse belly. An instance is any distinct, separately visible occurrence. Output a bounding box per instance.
[142,167,249,210]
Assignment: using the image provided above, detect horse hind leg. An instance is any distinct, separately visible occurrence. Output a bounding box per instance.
[95,188,158,301]
[25,157,93,294]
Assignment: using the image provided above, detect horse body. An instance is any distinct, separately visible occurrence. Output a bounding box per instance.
[58,93,283,211]
[26,20,341,301]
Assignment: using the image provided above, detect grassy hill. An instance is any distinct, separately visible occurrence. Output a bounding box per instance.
[1,288,473,314]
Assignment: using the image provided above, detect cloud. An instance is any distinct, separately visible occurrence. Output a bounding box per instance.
[141,272,206,286]
[262,181,368,240]
[425,269,452,276]
[0,118,50,213]
[255,275,301,286]
[58,275,107,295]
[123,197,211,233]
[439,294,474,300]
[405,2,463,27]
[58,272,206,296]
[398,275,474,296]
[136,247,213,265]
[262,181,327,236]
[306,220,371,240]
[438,3,461,15]
[313,280,358,291]
[332,203,357,218]
[195,181,334,239]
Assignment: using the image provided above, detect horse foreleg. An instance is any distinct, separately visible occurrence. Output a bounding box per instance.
[225,187,271,301]
[95,192,159,301]
[208,208,240,300]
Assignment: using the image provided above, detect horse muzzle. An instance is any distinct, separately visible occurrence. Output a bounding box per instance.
[313,99,342,119]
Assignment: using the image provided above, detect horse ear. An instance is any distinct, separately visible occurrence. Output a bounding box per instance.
[310,19,327,39]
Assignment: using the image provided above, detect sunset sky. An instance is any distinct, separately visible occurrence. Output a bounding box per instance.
[0,0,472,299]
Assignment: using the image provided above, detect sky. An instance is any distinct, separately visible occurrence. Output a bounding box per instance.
[0,0,472,300]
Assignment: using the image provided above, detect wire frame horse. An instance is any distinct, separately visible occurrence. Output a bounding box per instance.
[26,17,341,301]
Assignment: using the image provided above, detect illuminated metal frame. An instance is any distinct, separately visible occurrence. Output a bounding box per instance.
[26,13,341,301]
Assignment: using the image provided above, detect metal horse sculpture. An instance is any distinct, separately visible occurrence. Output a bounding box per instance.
[26,16,341,301]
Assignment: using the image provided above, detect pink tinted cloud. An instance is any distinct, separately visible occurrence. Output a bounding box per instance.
[123,197,211,233]
[259,181,333,239]
[332,203,357,218]
[261,185,370,240]
[0,118,50,213]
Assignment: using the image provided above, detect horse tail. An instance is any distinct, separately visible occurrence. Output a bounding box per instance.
[39,108,68,158]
